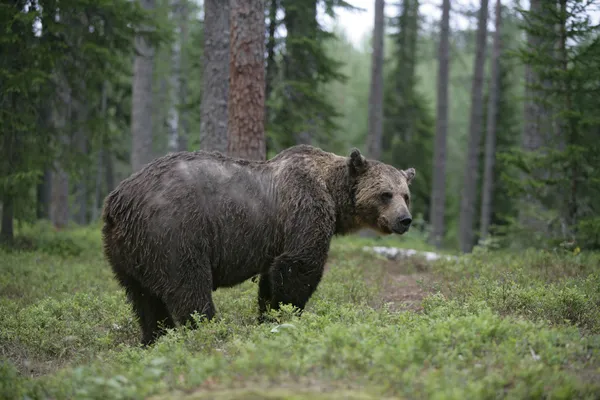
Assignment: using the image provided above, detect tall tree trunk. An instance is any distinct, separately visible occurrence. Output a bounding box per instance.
[366,0,385,160]
[177,0,190,152]
[200,0,230,153]
[51,81,72,230]
[458,0,489,253]
[131,0,156,172]
[429,0,451,249]
[75,134,88,225]
[265,0,279,105]
[52,165,70,230]
[105,147,115,194]
[36,100,53,221]
[1,129,15,244]
[227,0,266,160]
[75,101,89,225]
[1,193,14,244]
[37,168,52,220]
[558,0,576,233]
[480,0,502,240]
[93,80,109,221]
[264,0,279,155]
[168,0,183,153]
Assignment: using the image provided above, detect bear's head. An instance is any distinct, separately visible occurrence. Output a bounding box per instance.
[347,148,415,235]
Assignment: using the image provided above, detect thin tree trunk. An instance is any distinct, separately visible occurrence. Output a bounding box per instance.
[1,192,14,244]
[52,166,70,230]
[227,0,266,160]
[105,147,115,194]
[51,79,71,230]
[200,0,230,153]
[366,0,385,160]
[177,0,189,152]
[168,0,183,153]
[1,130,15,243]
[75,103,89,225]
[480,0,502,240]
[265,0,278,105]
[558,0,576,233]
[75,140,88,225]
[458,0,489,253]
[429,0,451,249]
[264,0,279,155]
[93,80,109,221]
[131,0,156,172]
[37,168,52,220]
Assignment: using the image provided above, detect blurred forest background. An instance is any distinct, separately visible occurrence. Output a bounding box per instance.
[1,0,599,253]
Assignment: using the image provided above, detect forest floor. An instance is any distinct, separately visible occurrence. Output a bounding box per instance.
[1,222,600,399]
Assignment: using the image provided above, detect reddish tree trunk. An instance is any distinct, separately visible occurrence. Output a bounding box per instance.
[227,0,266,160]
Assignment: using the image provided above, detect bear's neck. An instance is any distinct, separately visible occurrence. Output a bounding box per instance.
[322,159,364,236]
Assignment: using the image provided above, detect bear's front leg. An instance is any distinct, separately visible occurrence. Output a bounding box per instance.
[268,246,329,315]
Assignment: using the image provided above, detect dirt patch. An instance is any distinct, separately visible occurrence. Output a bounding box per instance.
[150,376,401,400]
[379,271,431,312]
[326,251,435,313]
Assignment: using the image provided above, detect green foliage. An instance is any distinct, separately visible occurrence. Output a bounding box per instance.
[1,225,599,399]
[0,0,164,236]
[267,0,353,152]
[506,0,600,249]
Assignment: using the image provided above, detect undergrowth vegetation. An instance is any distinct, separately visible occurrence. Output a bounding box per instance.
[1,224,599,399]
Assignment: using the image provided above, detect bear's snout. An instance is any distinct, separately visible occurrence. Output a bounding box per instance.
[392,214,412,234]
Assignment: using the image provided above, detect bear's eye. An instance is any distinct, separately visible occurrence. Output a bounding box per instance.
[381,192,393,202]
[403,194,410,204]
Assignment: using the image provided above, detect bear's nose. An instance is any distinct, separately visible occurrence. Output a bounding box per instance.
[399,216,412,228]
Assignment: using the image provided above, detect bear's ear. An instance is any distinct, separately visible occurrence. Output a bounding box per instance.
[403,167,416,184]
[348,148,368,175]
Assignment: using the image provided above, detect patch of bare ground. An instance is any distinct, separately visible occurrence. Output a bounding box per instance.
[149,376,402,400]
[328,252,436,313]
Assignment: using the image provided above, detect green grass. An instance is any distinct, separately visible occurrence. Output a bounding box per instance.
[1,224,599,399]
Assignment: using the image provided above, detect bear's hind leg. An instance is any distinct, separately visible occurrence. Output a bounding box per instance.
[117,273,175,346]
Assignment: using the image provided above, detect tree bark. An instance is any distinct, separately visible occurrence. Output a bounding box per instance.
[178,0,190,152]
[131,0,156,172]
[105,147,115,194]
[480,0,502,240]
[1,130,15,244]
[168,0,183,153]
[75,100,89,225]
[51,77,72,230]
[458,0,489,253]
[227,0,266,160]
[366,0,385,160]
[1,192,14,244]
[429,0,451,249]
[200,0,230,153]
[37,168,52,220]
[265,0,279,105]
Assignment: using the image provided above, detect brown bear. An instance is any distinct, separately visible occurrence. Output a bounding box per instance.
[101,144,415,345]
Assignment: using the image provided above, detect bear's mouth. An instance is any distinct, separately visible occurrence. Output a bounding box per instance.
[391,225,409,235]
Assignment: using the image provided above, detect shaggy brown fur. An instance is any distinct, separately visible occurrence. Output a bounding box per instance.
[101,145,415,345]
